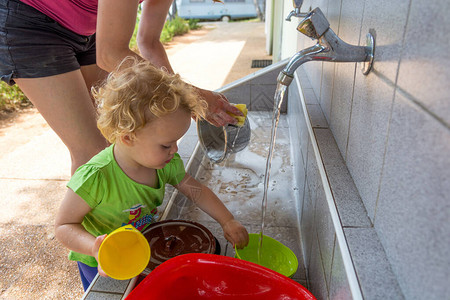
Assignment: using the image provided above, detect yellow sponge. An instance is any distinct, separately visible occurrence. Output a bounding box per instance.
[227,104,248,127]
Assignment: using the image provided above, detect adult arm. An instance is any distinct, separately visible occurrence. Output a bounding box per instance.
[137,0,243,126]
[96,0,143,71]
[136,0,174,73]
[96,0,242,126]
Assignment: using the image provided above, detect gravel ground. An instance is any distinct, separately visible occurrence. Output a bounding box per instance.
[0,110,84,299]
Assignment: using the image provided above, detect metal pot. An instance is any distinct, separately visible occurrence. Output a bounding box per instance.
[141,220,217,273]
[197,117,251,163]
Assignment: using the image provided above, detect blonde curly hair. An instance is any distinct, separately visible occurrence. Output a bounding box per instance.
[94,57,207,143]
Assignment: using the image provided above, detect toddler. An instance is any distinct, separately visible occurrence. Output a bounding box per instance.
[55,57,249,290]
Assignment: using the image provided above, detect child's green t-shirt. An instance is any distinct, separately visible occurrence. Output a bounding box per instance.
[66,144,186,267]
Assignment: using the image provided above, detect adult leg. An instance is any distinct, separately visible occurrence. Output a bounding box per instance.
[15,70,108,174]
[80,64,109,103]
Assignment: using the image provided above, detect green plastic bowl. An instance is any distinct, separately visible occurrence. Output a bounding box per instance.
[235,233,298,278]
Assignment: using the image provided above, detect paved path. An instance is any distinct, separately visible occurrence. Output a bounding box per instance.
[0,21,270,299]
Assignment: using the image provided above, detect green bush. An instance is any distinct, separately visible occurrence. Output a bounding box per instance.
[160,22,175,43]
[160,16,201,43]
[131,12,200,46]
[0,82,30,111]
[168,16,190,36]
[187,19,201,30]
[188,19,202,31]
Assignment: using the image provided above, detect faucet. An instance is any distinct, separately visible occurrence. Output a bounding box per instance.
[278,7,375,86]
[286,0,308,21]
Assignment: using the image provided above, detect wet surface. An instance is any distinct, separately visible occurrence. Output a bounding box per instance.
[180,112,307,281]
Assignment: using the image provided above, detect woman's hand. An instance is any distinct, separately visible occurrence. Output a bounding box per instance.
[222,219,249,249]
[197,88,244,127]
[92,234,108,277]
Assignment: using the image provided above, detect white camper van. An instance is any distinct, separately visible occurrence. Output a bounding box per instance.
[177,0,258,22]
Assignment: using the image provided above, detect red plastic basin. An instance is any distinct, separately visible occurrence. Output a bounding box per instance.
[125,253,316,300]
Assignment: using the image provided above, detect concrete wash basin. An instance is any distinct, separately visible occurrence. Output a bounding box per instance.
[124,109,309,298]
[85,60,392,299]
[161,110,306,280]
[125,61,310,296]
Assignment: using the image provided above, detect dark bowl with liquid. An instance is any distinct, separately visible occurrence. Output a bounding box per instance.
[141,220,217,274]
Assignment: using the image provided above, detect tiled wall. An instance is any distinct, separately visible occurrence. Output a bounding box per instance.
[288,70,404,299]
[285,0,450,299]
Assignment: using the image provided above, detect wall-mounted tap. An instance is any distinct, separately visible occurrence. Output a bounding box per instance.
[286,0,308,21]
[278,7,375,86]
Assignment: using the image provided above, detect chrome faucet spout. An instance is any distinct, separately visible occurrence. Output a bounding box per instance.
[286,0,308,21]
[278,7,375,86]
[277,43,327,86]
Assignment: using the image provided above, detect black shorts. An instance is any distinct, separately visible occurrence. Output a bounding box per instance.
[0,0,96,85]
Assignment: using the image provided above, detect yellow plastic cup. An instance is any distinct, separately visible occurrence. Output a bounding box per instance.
[235,233,298,278]
[98,225,151,280]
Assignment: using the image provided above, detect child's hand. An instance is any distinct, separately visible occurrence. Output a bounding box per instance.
[92,234,108,277]
[222,219,249,249]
